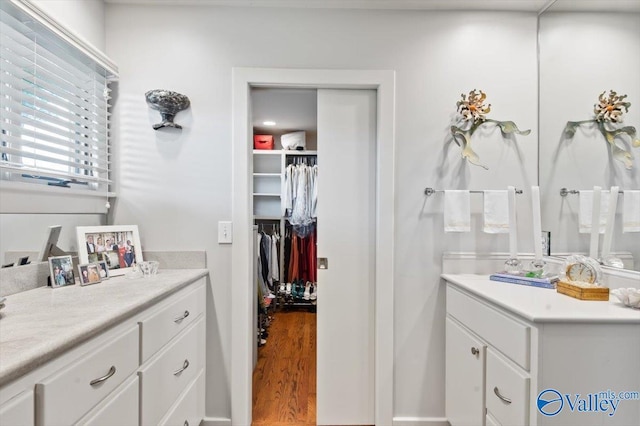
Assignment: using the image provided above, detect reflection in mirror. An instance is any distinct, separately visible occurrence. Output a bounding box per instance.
[538,1,640,271]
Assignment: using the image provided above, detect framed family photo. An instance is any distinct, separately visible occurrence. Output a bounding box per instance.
[48,255,75,288]
[78,263,101,286]
[76,225,143,277]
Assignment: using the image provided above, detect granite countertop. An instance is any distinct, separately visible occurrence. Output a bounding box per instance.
[442,273,640,324]
[0,269,208,387]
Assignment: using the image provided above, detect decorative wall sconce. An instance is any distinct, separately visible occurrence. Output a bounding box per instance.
[451,89,530,170]
[564,90,640,169]
[145,89,191,130]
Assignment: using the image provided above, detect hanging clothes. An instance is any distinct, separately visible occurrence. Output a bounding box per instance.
[283,161,318,236]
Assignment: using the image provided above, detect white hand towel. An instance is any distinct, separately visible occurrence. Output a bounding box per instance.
[483,190,509,233]
[623,190,640,233]
[579,190,610,234]
[444,190,471,232]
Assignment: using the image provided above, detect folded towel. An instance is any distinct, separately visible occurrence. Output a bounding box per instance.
[483,190,509,233]
[623,190,640,233]
[444,190,470,232]
[579,190,610,234]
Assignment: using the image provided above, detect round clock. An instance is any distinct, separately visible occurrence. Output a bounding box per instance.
[564,255,601,284]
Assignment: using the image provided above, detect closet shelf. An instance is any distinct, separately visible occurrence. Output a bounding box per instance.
[254,215,282,221]
[253,193,281,197]
[253,149,318,156]
[253,173,281,177]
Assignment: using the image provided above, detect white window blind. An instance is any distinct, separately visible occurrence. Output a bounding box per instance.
[0,0,116,195]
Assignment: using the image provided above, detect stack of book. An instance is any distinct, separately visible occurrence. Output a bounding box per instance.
[489,272,559,289]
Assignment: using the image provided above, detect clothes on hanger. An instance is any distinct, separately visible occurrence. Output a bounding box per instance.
[283,162,318,233]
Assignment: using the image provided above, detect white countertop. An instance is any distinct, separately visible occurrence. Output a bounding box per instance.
[0,269,208,387]
[442,274,640,324]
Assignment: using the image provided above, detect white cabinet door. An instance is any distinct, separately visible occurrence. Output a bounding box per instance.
[76,376,138,426]
[316,88,376,426]
[446,317,486,426]
[0,390,34,426]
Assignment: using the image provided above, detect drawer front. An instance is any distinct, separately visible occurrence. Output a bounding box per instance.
[76,375,138,426]
[486,413,501,426]
[447,285,530,370]
[139,317,205,426]
[36,325,139,426]
[486,348,530,426]
[445,318,485,426]
[0,390,34,426]
[159,369,205,426]
[140,280,205,362]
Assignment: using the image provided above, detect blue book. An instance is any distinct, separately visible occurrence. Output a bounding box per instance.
[489,273,558,289]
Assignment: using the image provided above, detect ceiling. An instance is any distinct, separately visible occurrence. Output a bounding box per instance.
[104,0,640,13]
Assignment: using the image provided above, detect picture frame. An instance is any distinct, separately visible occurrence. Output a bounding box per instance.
[78,263,102,286]
[97,260,110,279]
[76,225,143,277]
[48,255,75,288]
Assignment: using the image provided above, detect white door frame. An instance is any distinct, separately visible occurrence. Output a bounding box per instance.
[231,67,395,426]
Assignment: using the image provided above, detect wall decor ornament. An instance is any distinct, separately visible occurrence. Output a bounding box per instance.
[145,89,191,130]
[451,89,530,170]
[564,90,640,169]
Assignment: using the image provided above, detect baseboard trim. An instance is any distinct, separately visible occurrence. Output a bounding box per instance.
[201,417,232,426]
[393,417,449,426]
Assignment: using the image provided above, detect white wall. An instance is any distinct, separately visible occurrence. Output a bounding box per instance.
[539,12,640,267]
[29,0,105,51]
[105,5,538,421]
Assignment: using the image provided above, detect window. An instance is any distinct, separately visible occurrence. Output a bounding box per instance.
[0,0,117,199]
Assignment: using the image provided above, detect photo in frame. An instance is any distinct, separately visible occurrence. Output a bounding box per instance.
[97,260,109,279]
[76,225,143,277]
[78,263,102,286]
[48,255,75,287]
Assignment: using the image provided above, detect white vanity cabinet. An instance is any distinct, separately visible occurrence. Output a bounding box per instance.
[443,274,640,426]
[0,270,208,426]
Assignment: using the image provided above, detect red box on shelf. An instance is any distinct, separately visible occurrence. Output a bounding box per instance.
[254,135,274,150]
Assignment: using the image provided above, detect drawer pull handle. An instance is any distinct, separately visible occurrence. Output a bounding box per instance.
[174,310,190,323]
[471,347,479,356]
[184,421,189,426]
[494,386,512,404]
[89,366,116,386]
[174,359,190,375]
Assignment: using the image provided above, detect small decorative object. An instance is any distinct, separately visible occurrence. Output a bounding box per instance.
[48,255,75,288]
[145,89,190,130]
[451,89,530,169]
[611,288,640,309]
[76,225,142,277]
[78,263,102,286]
[557,254,609,301]
[564,90,640,169]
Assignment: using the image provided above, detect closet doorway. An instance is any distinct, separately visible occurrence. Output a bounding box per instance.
[231,68,395,426]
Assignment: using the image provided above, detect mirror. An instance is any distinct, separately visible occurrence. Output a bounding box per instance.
[538,1,640,271]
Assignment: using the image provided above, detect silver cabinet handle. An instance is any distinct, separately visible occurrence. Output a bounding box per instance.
[174,310,190,323]
[89,366,116,386]
[494,386,512,404]
[471,347,479,356]
[174,359,190,375]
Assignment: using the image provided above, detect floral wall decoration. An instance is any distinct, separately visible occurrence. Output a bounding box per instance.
[451,89,530,170]
[564,90,640,169]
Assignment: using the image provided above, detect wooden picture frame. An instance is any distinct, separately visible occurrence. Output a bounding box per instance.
[76,225,143,277]
[78,263,102,286]
[48,255,75,288]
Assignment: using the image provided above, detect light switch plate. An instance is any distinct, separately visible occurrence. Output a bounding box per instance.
[218,221,233,244]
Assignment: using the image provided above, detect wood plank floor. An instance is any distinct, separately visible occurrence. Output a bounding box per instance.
[252,309,316,426]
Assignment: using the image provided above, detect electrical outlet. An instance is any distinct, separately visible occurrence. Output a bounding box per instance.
[218,221,233,244]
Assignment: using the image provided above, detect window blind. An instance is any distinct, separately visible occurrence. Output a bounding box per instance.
[0,1,116,194]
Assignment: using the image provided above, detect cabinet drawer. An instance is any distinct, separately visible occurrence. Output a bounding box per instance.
[486,413,501,426]
[486,348,529,426]
[139,280,205,363]
[159,369,205,426]
[0,390,34,426]
[139,317,205,426]
[447,286,530,370]
[76,375,138,426]
[35,325,139,426]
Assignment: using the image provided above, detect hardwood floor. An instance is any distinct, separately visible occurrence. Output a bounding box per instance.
[252,309,316,426]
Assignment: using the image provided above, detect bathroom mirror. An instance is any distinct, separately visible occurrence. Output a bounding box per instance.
[538,0,640,271]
